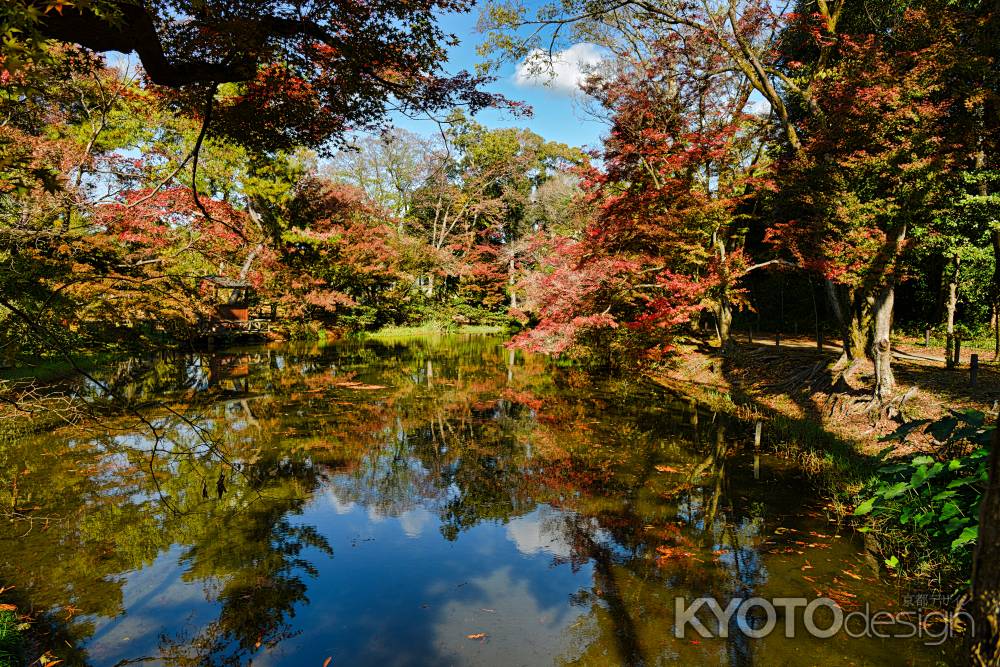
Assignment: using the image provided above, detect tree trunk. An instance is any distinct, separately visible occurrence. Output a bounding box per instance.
[716,297,733,346]
[994,303,999,361]
[985,136,999,361]
[238,242,264,282]
[993,228,1000,361]
[871,285,895,403]
[946,255,961,370]
[711,234,733,346]
[966,428,1000,666]
[824,278,845,328]
[827,281,867,361]
[509,257,517,309]
[845,302,870,362]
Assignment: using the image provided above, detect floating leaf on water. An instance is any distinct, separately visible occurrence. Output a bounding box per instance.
[466,632,488,640]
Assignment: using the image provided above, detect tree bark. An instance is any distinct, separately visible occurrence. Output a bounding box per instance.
[826,280,868,362]
[871,285,895,403]
[716,297,733,346]
[992,229,1000,362]
[509,257,517,309]
[966,428,1000,666]
[946,255,961,370]
[994,303,999,361]
[844,291,870,362]
[712,235,733,345]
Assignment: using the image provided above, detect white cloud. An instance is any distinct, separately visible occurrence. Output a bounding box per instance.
[505,509,574,558]
[513,43,603,94]
[398,506,434,538]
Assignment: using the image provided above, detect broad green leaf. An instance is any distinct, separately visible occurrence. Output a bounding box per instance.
[883,481,911,499]
[952,526,978,550]
[938,502,961,521]
[854,496,878,516]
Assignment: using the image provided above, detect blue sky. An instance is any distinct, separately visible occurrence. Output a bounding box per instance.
[390,6,608,151]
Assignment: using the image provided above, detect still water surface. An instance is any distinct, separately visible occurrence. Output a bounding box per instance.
[2,335,954,665]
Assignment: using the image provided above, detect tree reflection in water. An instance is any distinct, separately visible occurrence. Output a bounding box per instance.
[0,337,944,666]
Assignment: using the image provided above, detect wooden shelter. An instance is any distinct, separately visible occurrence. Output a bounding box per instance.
[200,276,272,336]
[204,276,252,324]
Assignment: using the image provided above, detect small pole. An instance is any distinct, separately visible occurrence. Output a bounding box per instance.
[971,354,979,388]
[955,340,962,367]
[748,327,753,344]
[775,331,781,348]
[924,328,931,347]
[817,330,824,350]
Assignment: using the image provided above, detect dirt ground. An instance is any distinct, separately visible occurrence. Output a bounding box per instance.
[650,332,997,456]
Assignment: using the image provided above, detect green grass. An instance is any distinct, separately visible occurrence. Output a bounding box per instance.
[0,611,24,667]
[0,350,117,383]
[366,323,506,338]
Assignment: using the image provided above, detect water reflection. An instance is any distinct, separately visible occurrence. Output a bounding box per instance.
[1,336,952,666]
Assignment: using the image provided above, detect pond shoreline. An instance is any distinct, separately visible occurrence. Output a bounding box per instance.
[647,339,985,595]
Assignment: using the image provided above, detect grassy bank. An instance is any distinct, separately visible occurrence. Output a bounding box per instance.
[0,350,119,384]
[647,339,988,592]
[0,609,25,667]
[366,323,506,338]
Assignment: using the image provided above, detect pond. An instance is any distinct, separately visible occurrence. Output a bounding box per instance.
[1,335,956,666]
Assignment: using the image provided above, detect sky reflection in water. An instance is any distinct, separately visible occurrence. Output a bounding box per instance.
[1,336,955,666]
